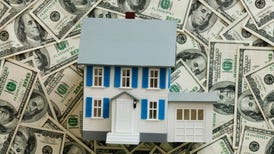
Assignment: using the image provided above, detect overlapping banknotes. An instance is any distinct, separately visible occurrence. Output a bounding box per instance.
[0,0,274,153]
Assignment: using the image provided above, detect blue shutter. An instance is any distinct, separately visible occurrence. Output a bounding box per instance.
[103,98,110,118]
[142,68,148,88]
[85,97,92,117]
[86,66,93,86]
[158,99,165,120]
[132,67,138,88]
[114,67,121,88]
[160,68,166,89]
[168,68,171,88]
[104,66,110,87]
[141,99,148,120]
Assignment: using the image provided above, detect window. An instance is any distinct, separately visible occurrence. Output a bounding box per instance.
[93,99,102,117]
[149,69,159,88]
[149,101,158,119]
[176,109,204,120]
[121,68,131,88]
[93,67,103,87]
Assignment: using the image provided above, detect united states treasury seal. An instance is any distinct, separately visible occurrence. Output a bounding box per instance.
[249,141,259,152]
[255,0,266,9]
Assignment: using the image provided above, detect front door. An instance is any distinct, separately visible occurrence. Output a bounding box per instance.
[115,99,133,133]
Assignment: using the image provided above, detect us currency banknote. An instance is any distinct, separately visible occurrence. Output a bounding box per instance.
[62,99,83,139]
[244,17,274,46]
[30,0,101,41]
[97,0,192,30]
[8,124,66,154]
[207,40,250,128]
[166,143,188,154]
[176,32,208,87]
[0,0,37,29]
[241,0,274,28]
[150,145,166,154]
[199,0,246,23]
[170,59,204,93]
[212,119,233,142]
[238,125,274,154]
[88,7,123,19]
[158,143,183,154]
[233,47,272,148]
[16,37,80,78]
[44,65,83,123]
[221,14,269,47]
[0,59,37,154]
[0,1,11,23]
[189,135,234,154]
[185,0,229,47]
[0,9,57,59]
[42,117,96,154]
[245,60,274,127]
[21,77,57,127]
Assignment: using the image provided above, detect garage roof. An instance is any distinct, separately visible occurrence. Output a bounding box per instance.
[168,92,218,103]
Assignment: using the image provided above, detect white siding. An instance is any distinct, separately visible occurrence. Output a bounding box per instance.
[83,66,169,134]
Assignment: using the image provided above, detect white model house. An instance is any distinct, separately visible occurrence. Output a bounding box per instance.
[78,18,217,144]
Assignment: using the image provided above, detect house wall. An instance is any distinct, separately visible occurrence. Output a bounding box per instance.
[83,66,170,134]
[167,102,213,142]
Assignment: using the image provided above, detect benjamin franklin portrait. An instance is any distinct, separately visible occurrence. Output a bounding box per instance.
[238,90,264,122]
[22,90,49,123]
[186,0,217,33]
[117,0,150,13]
[209,81,235,115]
[14,11,47,48]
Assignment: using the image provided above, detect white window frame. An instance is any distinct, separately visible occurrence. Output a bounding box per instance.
[148,68,159,89]
[93,99,103,118]
[93,67,104,87]
[121,67,132,88]
[148,101,158,120]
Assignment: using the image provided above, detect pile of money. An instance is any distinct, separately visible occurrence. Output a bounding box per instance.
[0,0,274,153]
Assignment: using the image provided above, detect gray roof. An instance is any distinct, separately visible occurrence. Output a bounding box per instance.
[168,92,218,103]
[78,18,176,67]
[111,91,139,102]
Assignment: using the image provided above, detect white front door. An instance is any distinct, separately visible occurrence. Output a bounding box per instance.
[115,99,133,133]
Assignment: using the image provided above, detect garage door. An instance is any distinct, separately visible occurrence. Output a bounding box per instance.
[174,108,205,142]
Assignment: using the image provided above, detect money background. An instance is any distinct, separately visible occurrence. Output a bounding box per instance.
[0,0,274,153]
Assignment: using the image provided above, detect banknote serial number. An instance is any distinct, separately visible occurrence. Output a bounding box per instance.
[166,16,181,23]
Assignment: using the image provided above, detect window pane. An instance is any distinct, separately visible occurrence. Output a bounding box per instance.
[98,69,102,75]
[95,69,98,75]
[94,108,97,116]
[191,109,196,120]
[150,70,154,77]
[153,110,157,119]
[94,100,97,106]
[98,101,101,106]
[198,109,204,120]
[184,109,189,120]
[99,78,102,86]
[154,71,158,77]
[126,78,130,86]
[154,79,157,88]
[149,110,153,119]
[98,109,101,117]
[177,109,182,120]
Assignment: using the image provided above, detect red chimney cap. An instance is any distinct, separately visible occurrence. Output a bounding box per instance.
[125,12,135,19]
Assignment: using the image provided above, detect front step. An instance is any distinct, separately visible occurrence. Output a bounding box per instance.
[106,132,139,145]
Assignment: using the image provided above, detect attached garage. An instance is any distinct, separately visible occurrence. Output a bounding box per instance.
[167,93,217,143]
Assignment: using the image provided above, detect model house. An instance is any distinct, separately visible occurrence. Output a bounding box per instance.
[78,18,216,144]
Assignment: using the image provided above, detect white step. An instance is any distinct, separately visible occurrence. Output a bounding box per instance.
[106,132,139,145]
